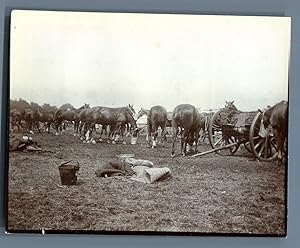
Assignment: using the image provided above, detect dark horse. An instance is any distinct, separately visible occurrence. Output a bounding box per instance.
[263,100,288,163]
[10,108,24,131]
[54,103,90,135]
[186,111,206,150]
[35,108,55,134]
[137,106,167,148]
[23,108,40,133]
[84,105,138,144]
[9,100,32,132]
[171,104,202,157]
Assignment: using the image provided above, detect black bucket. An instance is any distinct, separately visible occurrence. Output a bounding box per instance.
[58,160,80,185]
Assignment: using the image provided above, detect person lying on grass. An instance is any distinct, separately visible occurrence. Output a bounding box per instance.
[9,134,42,151]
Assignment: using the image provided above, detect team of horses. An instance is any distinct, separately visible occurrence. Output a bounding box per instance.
[10,101,138,144]
[9,100,288,162]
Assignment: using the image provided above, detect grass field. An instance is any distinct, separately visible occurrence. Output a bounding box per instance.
[7,130,286,236]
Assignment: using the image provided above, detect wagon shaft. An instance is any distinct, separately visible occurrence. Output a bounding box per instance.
[191,142,238,158]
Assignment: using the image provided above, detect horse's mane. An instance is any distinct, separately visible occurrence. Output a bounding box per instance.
[125,109,137,128]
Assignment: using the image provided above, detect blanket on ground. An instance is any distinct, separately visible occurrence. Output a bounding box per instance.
[95,160,135,177]
[95,156,172,183]
[130,166,171,184]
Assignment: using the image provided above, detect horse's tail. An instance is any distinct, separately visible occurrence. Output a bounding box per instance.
[171,111,178,137]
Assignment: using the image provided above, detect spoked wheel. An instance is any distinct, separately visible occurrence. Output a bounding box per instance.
[199,130,208,144]
[249,111,278,161]
[208,110,240,156]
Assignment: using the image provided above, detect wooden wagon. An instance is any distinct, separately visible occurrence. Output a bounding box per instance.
[192,107,278,162]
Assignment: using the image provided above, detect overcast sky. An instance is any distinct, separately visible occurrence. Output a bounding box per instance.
[10,10,290,112]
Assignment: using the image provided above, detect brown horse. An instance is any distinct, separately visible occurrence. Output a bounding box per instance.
[35,108,55,134]
[138,106,167,148]
[54,103,90,135]
[78,107,98,137]
[9,99,32,131]
[186,111,206,150]
[9,108,24,131]
[84,105,138,144]
[171,104,200,157]
[23,108,40,133]
[263,100,288,163]
[79,106,113,141]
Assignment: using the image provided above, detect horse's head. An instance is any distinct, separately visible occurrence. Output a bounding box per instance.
[126,104,137,119]
[225,101,238,112]
[136,108,145,119]
[84,103,90,109]
[127,104,136,114]
[78,103,90,111]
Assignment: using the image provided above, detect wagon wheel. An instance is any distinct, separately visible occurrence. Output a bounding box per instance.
[249,111,278,161]
[208,110,240,155]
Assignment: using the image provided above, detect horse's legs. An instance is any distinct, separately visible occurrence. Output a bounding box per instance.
[194,130,200,154]
[36,121,41,133]
[180,129,184,156]
[181,128,190,156]
[112,123,122,144]
[85,122,95,142]
[16,119,19,131]
[111,125,117,142]
[82,123,88,139]
[120,124,126,144]
[121,124,125,141]
[74,121,79,136]
[98,125,103,141]
[106,125,113,143]
[161,122,167,144]
[76,121,79,135]
[14,119,19,131]
[28,120,34,134]
[79,122,84,137]
[171,124,179,157]
[152,124,158,148]
[105,125,110,139]
[274,128,284,164]
[125,123,130,137]
[147,122,152,148]
[54,121,60,135]
[47,122,51,134]
[73,121,76,135]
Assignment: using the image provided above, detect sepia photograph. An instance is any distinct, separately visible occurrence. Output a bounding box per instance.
[6,10,290,236]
